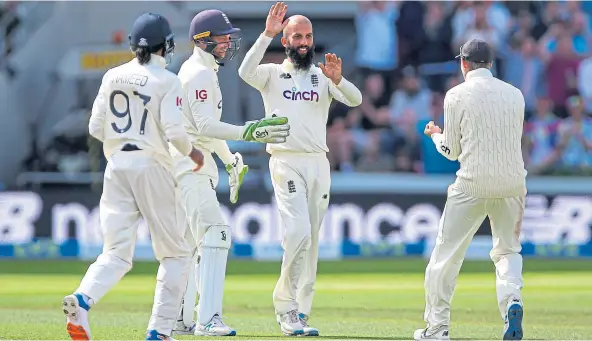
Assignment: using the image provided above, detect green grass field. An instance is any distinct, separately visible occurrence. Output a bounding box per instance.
[1,259,591,340]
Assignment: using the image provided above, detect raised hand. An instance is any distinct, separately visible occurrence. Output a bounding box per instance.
[264,2,289,38]
[318,53,343,85]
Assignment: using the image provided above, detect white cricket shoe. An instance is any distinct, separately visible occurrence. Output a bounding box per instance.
[277,310,319,336]
[62,294,91,340]
[173,319,196,335]
[299,312,320,336]
[413,326,450,341]
[194,314,236,336]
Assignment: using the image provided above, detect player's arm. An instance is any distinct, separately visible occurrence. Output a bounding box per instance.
[328,77,363,107]
[161,78,194,157]
[88,76,108,142]
[184,71,236,164]
[184,71,289,143]
[431,91,461,161]
[237,33,274,92]
[320,53,362,107]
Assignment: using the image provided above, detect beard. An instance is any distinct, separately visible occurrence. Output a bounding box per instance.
[285,44,315,70]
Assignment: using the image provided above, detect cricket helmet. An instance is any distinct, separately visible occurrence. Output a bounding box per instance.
[189,9,241,62]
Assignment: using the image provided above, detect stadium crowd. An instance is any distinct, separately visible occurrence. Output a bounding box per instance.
[330,1,592,175]
[12,1,592,176]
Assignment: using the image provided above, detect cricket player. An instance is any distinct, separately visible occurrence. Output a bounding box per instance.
[171,9,291,337]
[238,2,362,336]
[415,39,527,341]
[62,13,205,341]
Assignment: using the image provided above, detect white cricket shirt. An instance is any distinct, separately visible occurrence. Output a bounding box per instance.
[238,34,363,155]
[432,68,527,198]
[171,47,235,178]
[88,54,192,171]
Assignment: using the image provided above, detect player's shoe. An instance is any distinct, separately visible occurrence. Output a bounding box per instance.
[194,314,236,336]
[146,330,177,341]
[503,298,524,340]
[276,310,319,336]
[62,293,91,341]
[413,326,450,341]
[298,313,320,336]
[173,319,196,335]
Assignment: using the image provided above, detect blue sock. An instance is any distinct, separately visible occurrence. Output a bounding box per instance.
[73,292,92,311]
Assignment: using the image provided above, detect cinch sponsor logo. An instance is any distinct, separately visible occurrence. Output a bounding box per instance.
[283,87,319,102]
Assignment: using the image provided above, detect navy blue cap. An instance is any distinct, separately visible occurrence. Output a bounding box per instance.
[455,39,494,63]
[189,9,240,41]
[129,12,173,49]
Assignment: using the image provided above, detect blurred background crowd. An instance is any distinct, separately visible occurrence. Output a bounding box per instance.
[330,0,592,175]
[2,1,592,186]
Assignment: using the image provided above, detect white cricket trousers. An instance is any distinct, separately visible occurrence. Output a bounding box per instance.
[76,150,191,335]
[177,170,228,324]
[269,152,331,316]
[424,185,525,332]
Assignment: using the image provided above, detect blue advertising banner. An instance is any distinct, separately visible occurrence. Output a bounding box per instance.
[0,188,591,259]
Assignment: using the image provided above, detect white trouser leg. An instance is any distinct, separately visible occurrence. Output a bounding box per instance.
[126,153,191,336]
[487,195,526,319]
[76,153,140,302]
[177,172,229,325]
[424,187,487,332]
[297,156,331,317]
[177,206,199,328]
[270,156,311,315]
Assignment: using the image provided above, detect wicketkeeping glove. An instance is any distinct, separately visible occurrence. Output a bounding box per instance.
[226,152,249,204]
[241,116,290,143]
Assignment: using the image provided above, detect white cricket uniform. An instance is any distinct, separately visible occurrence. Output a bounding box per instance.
[82,54,193,335]
[171,46,234,326]
[238,34,362,316]
[424,68,527,332]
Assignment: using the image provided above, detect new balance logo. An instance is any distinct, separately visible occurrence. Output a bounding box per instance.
[221,231,227,241]
[280,73,292,79]
[210,179,215,190]
[442,331,449,337]
[287,180,296,193]
[322,194,328,199]
[440,145,450,155]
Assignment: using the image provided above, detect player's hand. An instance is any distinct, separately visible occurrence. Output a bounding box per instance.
[318,53,343,85]
[189,148,205,171]
[424,121,442,138]
[226,152,249,204]
[264,2,289,38]
[241,115,290,143]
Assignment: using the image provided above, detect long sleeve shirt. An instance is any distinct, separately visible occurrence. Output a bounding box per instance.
[432,68,527,198]
[88,54,192,171]
[238,34,362,155]
[171,47,238,177]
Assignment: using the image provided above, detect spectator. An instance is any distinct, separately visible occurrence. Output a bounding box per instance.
[504,36,544,115]
[452,1,510,51]
[522,97,561,175]
[556,95,592,173]
[346,74,391,170]
[542,33,581,118]
[396,0,425,68]
[418,2,454,92]
[326,102,355,172]
[388,66,432,135]
[355,1,399,103]
[509,10,536,43]
[577,52,592,113]
[531,1,567,41]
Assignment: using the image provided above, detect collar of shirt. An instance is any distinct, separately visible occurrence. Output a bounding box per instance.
[132,54,166,68]
[465,68,493,81]
[193,46,219,72]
